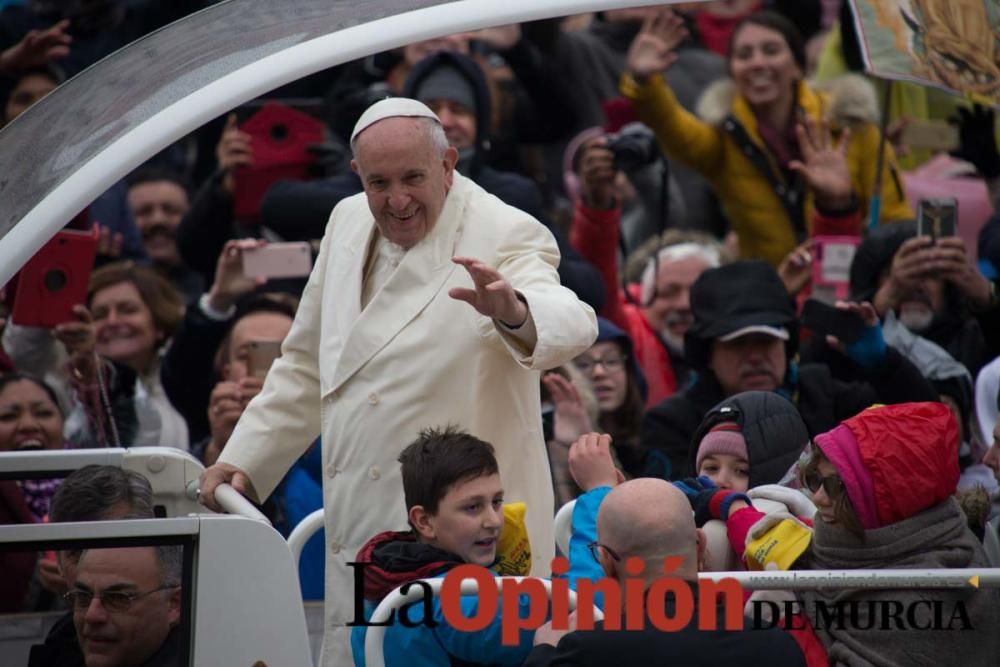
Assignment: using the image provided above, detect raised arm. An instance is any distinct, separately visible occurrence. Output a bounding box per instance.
[199,220,332,509]
[620,10,725,176]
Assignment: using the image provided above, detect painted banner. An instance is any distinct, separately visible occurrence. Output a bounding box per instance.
[848,0,1000,105]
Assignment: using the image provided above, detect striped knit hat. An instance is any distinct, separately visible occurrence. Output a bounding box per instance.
[696,421,749,472]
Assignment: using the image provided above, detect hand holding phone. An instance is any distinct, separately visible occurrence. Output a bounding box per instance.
[247,339,282,379]
[242,242,312,280]
[917,198,958,241]
[801,298,867,345]
[9,227,99,328]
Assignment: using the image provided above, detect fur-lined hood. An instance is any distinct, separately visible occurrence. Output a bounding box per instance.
[695,74,880,128]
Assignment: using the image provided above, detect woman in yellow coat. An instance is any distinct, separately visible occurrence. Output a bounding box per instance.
[621,9,912,267]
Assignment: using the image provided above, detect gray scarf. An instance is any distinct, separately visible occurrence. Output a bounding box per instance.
[799,499,1000,666]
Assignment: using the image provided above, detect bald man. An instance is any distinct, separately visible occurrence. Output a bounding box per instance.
[525,433,805,667]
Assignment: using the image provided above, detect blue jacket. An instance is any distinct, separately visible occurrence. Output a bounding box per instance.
[352,488,610,666]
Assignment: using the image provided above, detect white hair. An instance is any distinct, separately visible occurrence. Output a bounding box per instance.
[350,116,449,157]
[639,242,722,305]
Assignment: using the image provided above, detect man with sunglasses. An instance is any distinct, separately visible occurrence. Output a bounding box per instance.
[67,545,182,667]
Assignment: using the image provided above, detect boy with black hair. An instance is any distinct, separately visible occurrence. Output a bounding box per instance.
[351,425,604,667]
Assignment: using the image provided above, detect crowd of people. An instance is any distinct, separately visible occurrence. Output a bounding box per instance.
[3,1,1000,665]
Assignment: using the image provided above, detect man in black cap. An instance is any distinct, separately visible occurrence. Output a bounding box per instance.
[639,261,937,480]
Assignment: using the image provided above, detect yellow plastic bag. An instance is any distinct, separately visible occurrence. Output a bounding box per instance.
[495,502,532,576]
[746,516,812,571]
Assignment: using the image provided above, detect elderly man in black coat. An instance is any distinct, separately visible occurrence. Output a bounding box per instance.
[639,261,938,480]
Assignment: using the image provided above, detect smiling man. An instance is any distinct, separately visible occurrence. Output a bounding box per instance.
[198,97,597,664]
[125,167,202,303]
[69,546,182,667]
[640,261,938,481]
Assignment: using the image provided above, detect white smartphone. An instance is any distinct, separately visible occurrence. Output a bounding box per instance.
[242,242,312,280]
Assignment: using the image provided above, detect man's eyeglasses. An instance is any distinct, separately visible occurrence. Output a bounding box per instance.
[64,585,178,613]
[573,354,627,375]
[587,541,622,564]
[802,471,845,498]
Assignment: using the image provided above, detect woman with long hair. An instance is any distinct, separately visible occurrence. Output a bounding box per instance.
[621,9,911,266]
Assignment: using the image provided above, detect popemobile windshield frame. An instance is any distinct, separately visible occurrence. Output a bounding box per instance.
[0,0,684,285]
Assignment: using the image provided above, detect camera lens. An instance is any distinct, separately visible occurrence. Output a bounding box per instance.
[44,268,67,292]
[271,123,289,141]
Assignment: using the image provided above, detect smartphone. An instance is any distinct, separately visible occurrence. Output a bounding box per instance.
[242,242,312,280]
[917,198,958,241]
[247,340,283,379]
[801,299,867,345]
[900,120,959,152]
[8,227,98,328]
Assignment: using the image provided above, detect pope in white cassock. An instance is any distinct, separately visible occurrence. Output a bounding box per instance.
[198,97,598,664]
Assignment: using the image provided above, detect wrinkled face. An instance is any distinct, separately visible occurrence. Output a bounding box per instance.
[895,276,946,332]
[698,453,750,492]
[91,281,159,373]
[351,118,458,249]
[575,341,629,412]
[127,181,189,267]
[0,380,64,452]
[420,473,504,567]
[423,99,476,150]
[4,73,58,124]
[983,421,1000,481]
[643,256,712,351]
[223,312,294,382]
[72,547,180,667]
[729,23,801,111]
[710,333,787,395]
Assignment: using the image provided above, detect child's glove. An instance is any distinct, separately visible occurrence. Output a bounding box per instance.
[672,476,752,527]
[747,484,817,520]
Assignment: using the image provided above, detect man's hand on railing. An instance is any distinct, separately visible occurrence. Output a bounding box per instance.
[198,462,258,513]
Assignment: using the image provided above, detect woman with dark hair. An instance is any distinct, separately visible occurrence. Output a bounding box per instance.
[621,8,912,267]
[0,373,72,517]
[1,63,63,126]
[0,372,71,612]
[546,318,654,488]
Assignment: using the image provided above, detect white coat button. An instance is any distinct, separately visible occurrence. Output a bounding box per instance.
[368,466,381,480]
[368,393,379,405]
[326,464,337,479]
[330,542,341,555]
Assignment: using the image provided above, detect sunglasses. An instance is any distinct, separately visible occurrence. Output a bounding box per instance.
[802,470,845,498]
